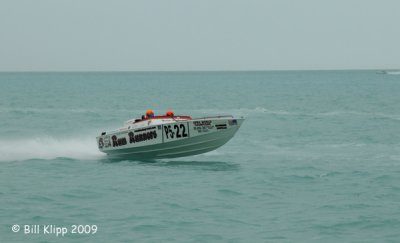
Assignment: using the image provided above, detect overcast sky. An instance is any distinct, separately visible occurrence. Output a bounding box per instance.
[0,0,399,71]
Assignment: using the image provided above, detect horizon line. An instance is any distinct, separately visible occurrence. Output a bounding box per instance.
[0,68,398,73]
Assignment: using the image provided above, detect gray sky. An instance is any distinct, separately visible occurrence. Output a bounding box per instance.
[0,0,399,71]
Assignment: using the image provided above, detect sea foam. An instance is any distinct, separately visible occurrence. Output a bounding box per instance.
[0,136,104,162]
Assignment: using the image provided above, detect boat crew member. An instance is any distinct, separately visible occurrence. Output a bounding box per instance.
[145,109,154,119]
[166,110,174,117]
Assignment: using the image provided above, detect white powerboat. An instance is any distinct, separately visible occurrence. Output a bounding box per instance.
[96,114,244,159]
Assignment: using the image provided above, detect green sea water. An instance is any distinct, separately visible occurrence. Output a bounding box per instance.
[1,71,400,242]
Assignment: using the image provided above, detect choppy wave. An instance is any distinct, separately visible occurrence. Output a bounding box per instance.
[386,71,400,75]
[0,136,104,162]
[3,106,399,121]
[186,107,299,117]
[314,110,400,120]
[230,107,400,121]
[188,107,400,119]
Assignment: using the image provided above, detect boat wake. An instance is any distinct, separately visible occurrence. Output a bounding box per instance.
[0,136,104,162]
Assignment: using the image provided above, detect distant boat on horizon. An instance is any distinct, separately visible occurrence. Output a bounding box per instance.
[376,70,400,75]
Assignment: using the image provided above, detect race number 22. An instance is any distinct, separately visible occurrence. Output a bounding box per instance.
[164,123,188,139]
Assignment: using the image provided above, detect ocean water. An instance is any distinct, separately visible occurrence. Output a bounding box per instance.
[1,71,400,242]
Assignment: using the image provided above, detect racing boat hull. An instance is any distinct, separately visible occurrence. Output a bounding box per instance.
[96,116,244,159]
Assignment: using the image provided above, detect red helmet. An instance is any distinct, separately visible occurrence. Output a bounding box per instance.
[145,109,154,118]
